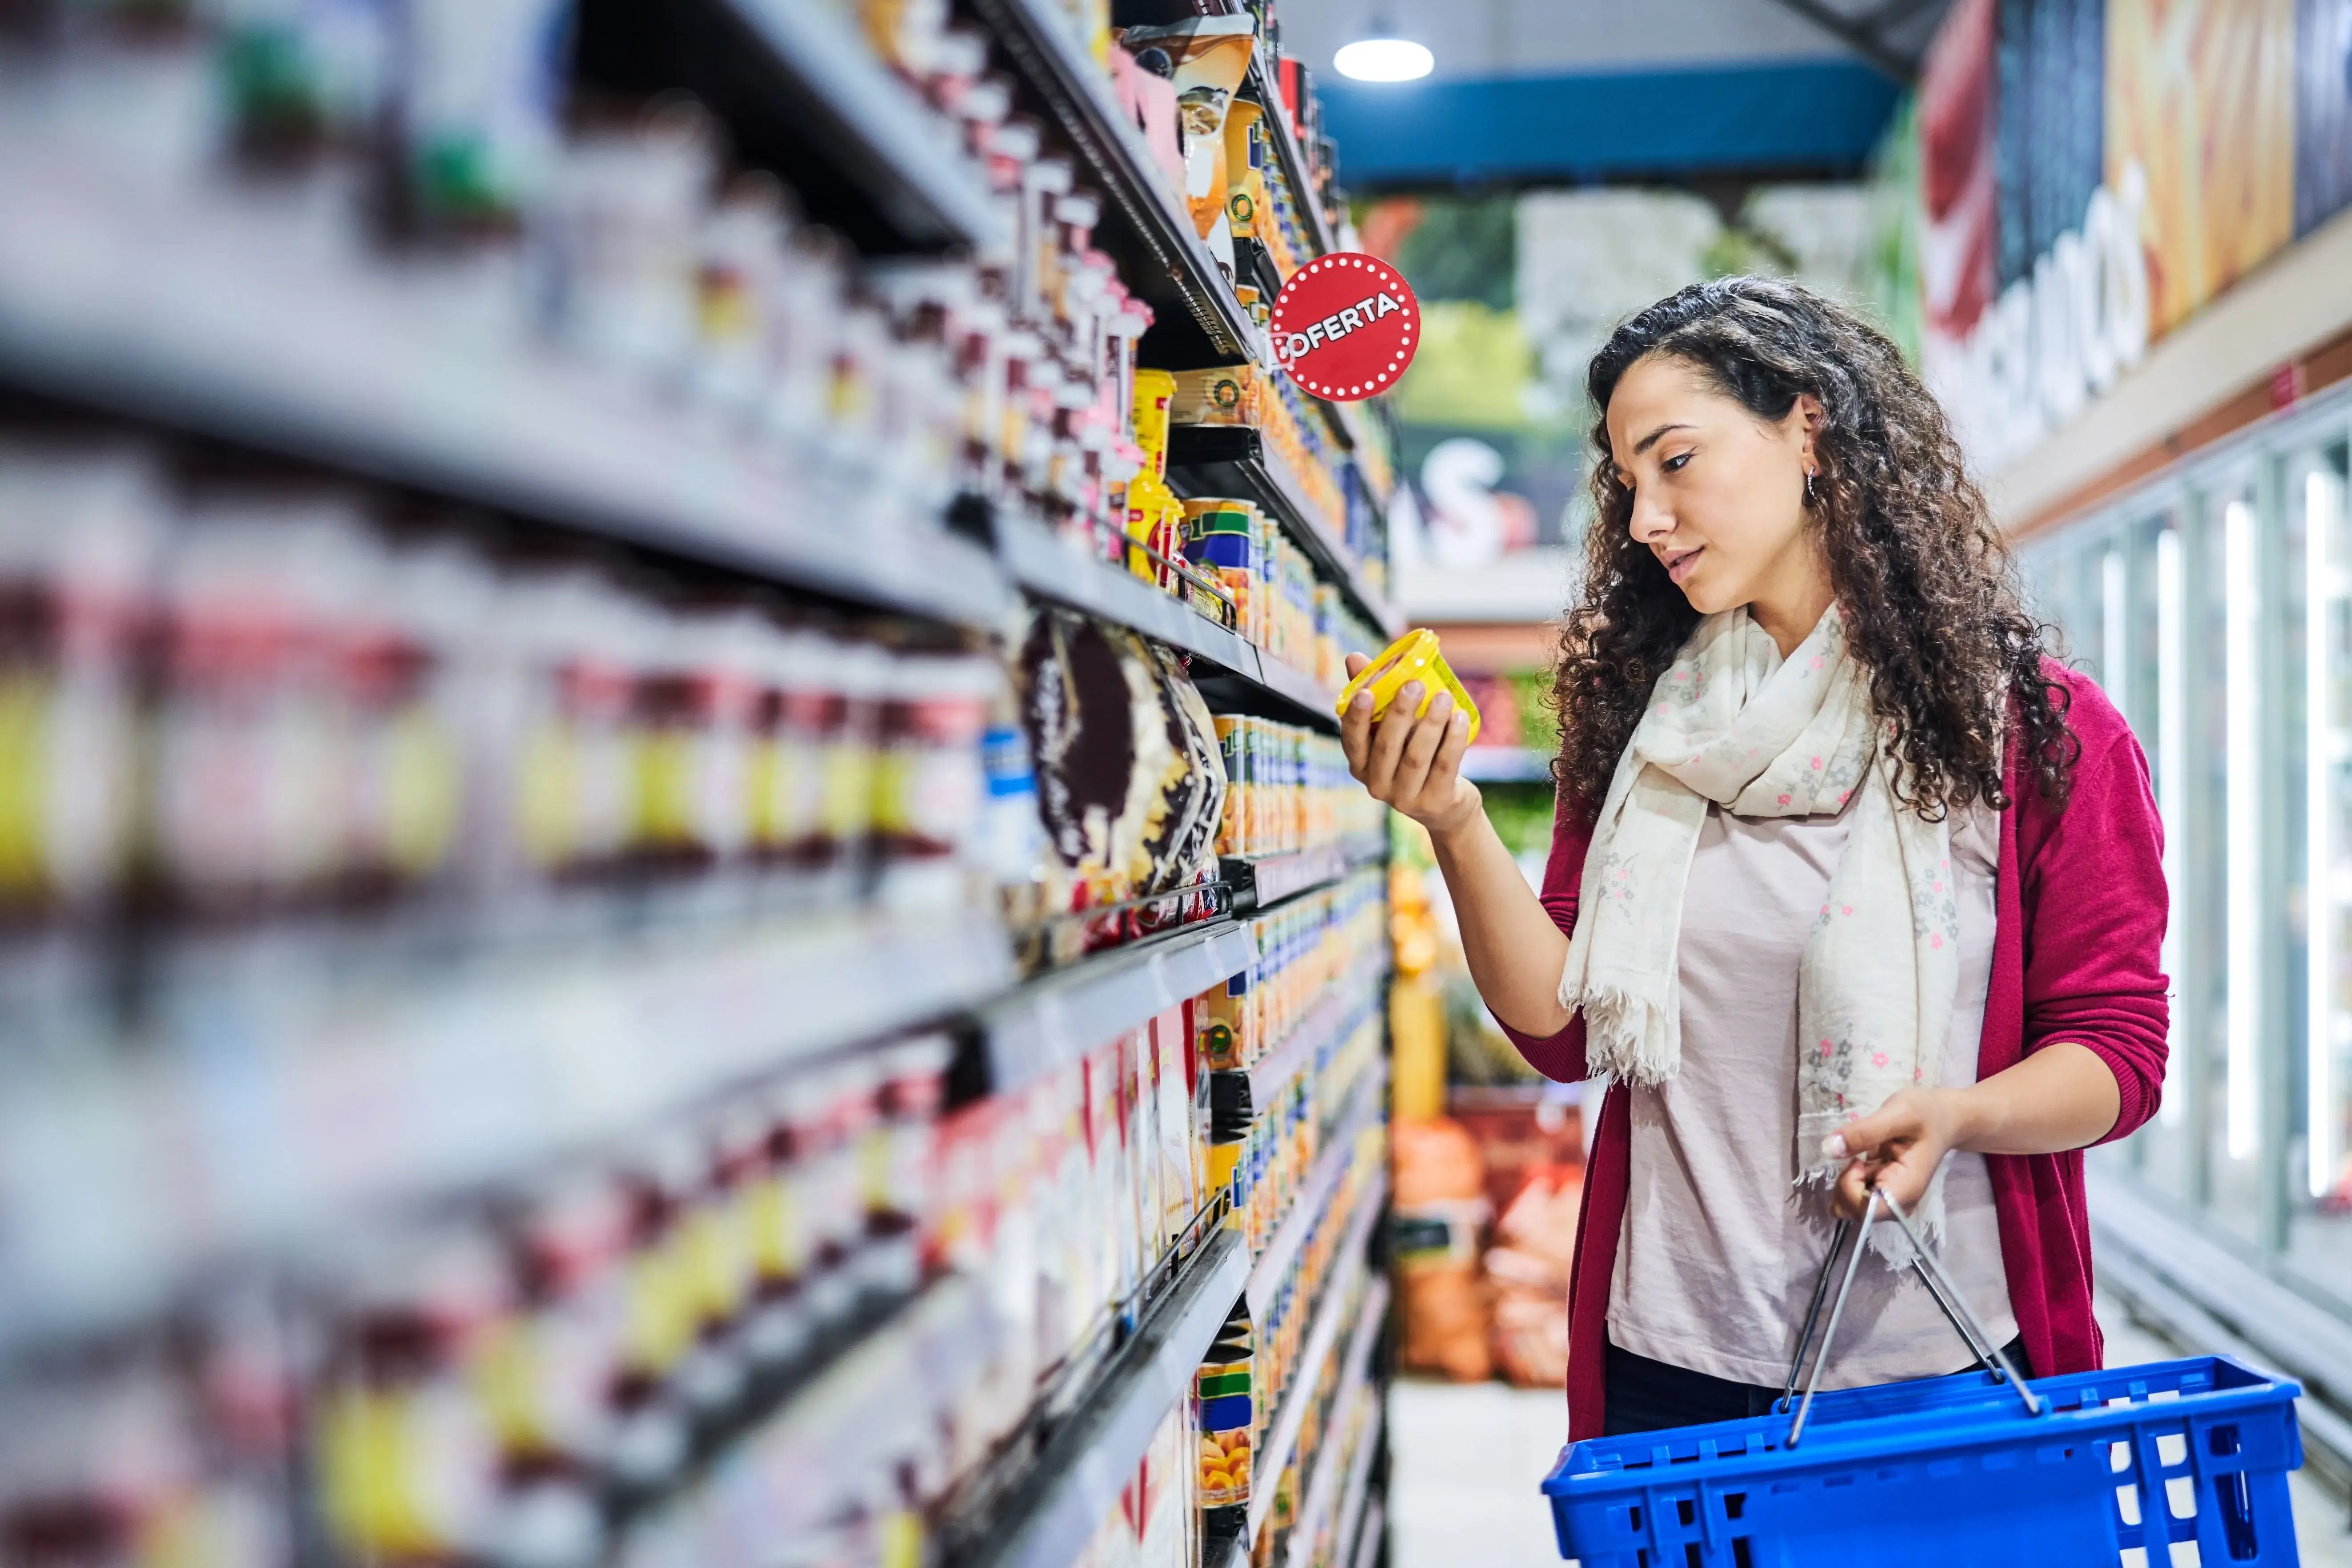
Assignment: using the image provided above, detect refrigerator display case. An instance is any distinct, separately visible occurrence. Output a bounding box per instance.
[2020,391,2352,1317]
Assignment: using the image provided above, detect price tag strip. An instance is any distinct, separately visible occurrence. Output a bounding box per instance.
[1271,254,1420,403]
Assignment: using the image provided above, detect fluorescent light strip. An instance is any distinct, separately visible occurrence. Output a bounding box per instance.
[2102,546,2129,728]
[2311,468,2346,1200]
[2155,527,2186,1125]
[2224,499,2260,1162]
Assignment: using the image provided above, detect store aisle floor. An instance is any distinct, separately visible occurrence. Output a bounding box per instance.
[1387,1294,2352,1568]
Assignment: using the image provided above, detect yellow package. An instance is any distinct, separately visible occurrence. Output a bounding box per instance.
[1132,367,1177,471]
[1334,628,1482,745]
[1126,369,1184,582]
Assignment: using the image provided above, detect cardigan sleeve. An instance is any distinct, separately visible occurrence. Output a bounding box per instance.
[1496,789,1594,1082]
[2014,689,2172,1142]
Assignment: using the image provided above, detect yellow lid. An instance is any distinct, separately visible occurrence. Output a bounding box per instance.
[1334,628,1481,746]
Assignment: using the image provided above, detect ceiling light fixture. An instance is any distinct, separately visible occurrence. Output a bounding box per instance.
[1334,12,1432,81]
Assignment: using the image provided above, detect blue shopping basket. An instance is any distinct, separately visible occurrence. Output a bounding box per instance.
[1542,1189,2308,1567]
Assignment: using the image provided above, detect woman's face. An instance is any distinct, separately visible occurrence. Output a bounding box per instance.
[1604,353,1823,620]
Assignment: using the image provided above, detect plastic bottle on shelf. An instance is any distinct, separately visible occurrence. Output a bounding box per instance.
[484,1173,633,1568]
[0,437,165,931]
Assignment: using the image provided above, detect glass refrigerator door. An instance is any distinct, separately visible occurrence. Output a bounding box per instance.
[2296,439,2352,1307]
[2139,508,2194,1199]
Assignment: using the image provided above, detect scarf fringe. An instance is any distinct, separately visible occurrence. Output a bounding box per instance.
[1569,983,1679,1087]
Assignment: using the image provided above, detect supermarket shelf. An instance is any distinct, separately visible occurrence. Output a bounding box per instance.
[0,145,1013,633]
[734,1274,1000,1536]
[997,505,1262,673]
[1459,746,1555,783]
[1247,1070,1388,1317]
[1222,834,1386,913]
[0,909,1017,1356]
[1348,1499,1385,1568]
[964,1230,1250,1568]
[1329,1403,1386,1568]
[706,0,1006,251]
[1286,1276,1391,1568]
[1236,236,1287,300]
[980,919,1259,1093]
[970,0,1260,368]
[1246,51,1338,261]
[1243,962,1389,1113]
[1252,652,1347,727]
[1247,1176,1386,1542]
[1167,425,1402,639]
[996,508,1339,729]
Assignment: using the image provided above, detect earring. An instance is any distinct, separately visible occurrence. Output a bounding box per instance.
[1804,468,1817,506]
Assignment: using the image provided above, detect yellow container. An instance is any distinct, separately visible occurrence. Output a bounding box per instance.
[1333,628,1481,745]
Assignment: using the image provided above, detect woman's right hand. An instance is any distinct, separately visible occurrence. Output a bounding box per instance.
[1339,651,1482,839]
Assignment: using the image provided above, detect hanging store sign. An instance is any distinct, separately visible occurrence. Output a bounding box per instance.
[1271,253,1420,402]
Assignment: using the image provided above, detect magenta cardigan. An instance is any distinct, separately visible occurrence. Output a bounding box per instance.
[1500,662,2170,1439]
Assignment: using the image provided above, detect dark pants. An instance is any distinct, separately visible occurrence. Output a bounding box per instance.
[1602,1338,2034,1436]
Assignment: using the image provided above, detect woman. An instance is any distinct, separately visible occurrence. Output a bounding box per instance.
[1345,278,2167,1437]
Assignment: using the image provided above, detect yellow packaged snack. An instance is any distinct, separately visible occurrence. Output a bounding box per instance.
[1334,628,1482,745]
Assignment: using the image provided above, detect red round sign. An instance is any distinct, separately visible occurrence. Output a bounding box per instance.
[1271,252,1420,402]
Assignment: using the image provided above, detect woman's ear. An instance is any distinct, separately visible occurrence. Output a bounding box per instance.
[1787,393,1827,464]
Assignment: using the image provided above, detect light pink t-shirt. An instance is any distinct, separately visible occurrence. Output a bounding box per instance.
[1607,799,2016,1390]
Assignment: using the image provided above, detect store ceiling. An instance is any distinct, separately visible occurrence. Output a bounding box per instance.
[1281,0,1954,188]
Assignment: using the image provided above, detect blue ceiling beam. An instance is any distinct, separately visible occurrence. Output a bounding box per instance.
[1320,59,1903,187]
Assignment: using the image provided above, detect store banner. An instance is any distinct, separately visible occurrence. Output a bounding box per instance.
[1881,0,2351,473]
[2107,0,2297,338]
[1912,0,2153,472]
[2300,0,2352,237]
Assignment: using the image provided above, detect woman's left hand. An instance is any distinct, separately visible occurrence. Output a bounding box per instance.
[1822,1088,1967,1221]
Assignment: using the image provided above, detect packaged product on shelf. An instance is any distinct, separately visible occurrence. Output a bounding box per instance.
[1195,870,1386,1072]
[1124,368,1190,593]
[0,1301,300,1568]
[865,1034,954,1288]
[541,96,717,386]
[1212,715,1384,859]
[1152,1004,1203,1254]
[504,566,656,888]
[1169,364,1266,429]
[1194,1298,1255,1512]
[1114,18,1256,248]
[311,1229,512,1565]
[1222,98,1269,252]
[398,0,572,231]
[1233,1013,1381,1259]
[484,1170,634,1552]
[633,606,761,875]
[1181,496,1258,631]
[0,437,164,929]
[1072,1401,1199,1568]
[1010,608,1227,958]
[151,487,406,914]
[871,653,999,912]
[935,1088,1042,1481]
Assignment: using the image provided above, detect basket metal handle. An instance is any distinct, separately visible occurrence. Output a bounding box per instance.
[1779,1185,2042,1448]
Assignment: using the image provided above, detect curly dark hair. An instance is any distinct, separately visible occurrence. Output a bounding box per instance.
[1550,275,2076,819]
